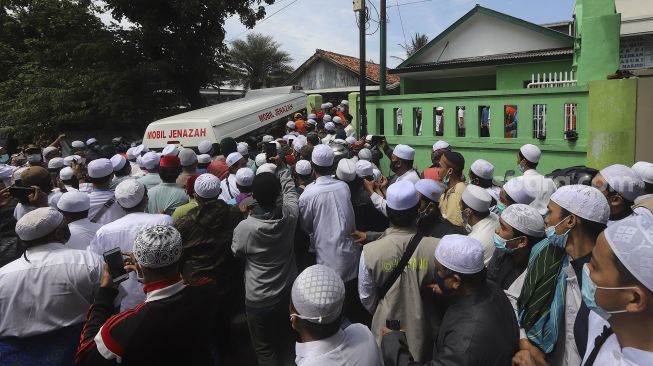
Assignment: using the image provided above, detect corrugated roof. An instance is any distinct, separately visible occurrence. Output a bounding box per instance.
[391,47,574,74]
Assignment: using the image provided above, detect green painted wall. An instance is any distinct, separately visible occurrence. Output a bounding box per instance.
[586,79,637,169]
[306,94,323,115]
[403,75,496,94]
[496,60,574,90]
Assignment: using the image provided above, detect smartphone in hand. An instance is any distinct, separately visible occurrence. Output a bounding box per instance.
[9,186,34,201]
[103,248,129,284]
[266,141,277,161]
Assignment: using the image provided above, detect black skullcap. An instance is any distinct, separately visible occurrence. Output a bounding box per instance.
[252,172,281,207]
[220,137,237,156]
[443,151,465,171]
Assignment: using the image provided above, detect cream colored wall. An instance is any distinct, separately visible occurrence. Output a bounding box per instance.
[636,77,653,162]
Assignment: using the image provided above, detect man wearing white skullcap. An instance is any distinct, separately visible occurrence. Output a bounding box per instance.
[517,144,557,216]
[237,142,257,173]
[86,158,126,225]
[423,140,451,182]
[579,215,653,366]
[59,166,79,192]
[359,180,439,361]
[195,153,211,174]
[382,234,519,365]
[389,144,419,185]
[220,152,247,203]
[592,164,646,225]
[89,179,173,311]
[412,178,464,239]
[77,225,221,365]
[322,122,336,144]
[469,159,501,203]
[71,140,86,149]
[336,158,356,183]
[109,154,133,190]
[254,152,267,168]
[290,265,379,366]
[461,184,500,264]
[197,140,213,155]
[497,176,537,216]
[125,147,144,177]
[175,148,197,189]
[57,191,101,250]
[136,151,162,189]
[0,208,103,338]
[232,165,299,365]
[293,160,313,194]
[234,168,255,206]
[47,156,64,171]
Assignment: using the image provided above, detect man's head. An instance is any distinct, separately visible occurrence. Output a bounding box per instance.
[158,155,181,183]
[335,158,356,183]
[57,191,91,223]
[198,140,213,156]
[431,140,450,167]
[16,207,71,248]
[311,144,334,177]
[390,144,415,175]
[220,137,238,156]
[115,179,148,213]
[133,225,182,281]
[237,142,250,160]
[632,161,653,195]
[434,234,486,295]
[460,185,492,226]
[438,151,464,186]
[469,159,494,189]
[193,173,221,204]
[290,265,345,340]
[25,145,43,166]
[87,158,115,186]
[517,144,541,172]
[42,146,61,161]
[20,166,53,196]
[178,148,198,171]
[235,168,254,193]
[110,154,131,178]
[500,177,535,209]
[415,179,443,217]
[86,138,98,148]
[386,180,420,228]
[495,204,544,254]
[286,121,296,134]
[253,172,281,209]
[294,160,313,184]
[226,152,247,174]
[141,152,160,173]
[592,164,645,220]
[197,154,211,171]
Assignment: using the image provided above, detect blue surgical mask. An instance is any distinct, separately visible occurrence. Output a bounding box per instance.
[495,201,507,215]
[518,162,525,173]
[545,215,571,249]
[0,154,9,164]
[434,272,451,296]
[27,154,42,163]
[493,233,521,253]
[581,264,633,321]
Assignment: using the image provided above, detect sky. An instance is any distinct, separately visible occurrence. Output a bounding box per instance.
[223,0,576,69]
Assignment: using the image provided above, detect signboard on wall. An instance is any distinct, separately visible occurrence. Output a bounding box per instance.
[620,35,653,69]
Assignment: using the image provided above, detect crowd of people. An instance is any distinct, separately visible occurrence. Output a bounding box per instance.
[0,98,652,366]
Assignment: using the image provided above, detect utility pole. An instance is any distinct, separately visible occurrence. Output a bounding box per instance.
[355,1,368,136]
[379,0,387,96]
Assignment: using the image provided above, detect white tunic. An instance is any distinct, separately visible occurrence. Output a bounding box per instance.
[66,218,102,250]
[219,173,240,202]
[13,191,62,220]
[88,212,174,311]
[88,189,127,225]
[0,243,103,337]
[582,311,653,366]
[295,324,380,366]
[299,176,360,282]
[521,170,557,216]
[468,212,500,265]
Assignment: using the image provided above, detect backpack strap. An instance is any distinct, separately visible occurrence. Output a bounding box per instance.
[377,233,424,300]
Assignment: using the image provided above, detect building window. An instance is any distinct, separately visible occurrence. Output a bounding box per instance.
[479,106,490,137]
[533,104,547,139]
[376,109,384,135]
[434,107,444,136]
[504,105,518,138]
[413,107,423,136]
[456,106,466,137]
[394,108,403,135]
[564,103,578,140]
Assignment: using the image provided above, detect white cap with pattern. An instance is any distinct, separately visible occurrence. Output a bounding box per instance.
[550,184,610,225]
[57,191,90,213]
[435,234,484,274]
[470,159,494,180]
[291,264,346,324]
[236,168,254,187]
[295,160,312,176]
[115,179,146,209]
[47,157,64,170]
[312,144,334,167]
[503,176,536,205]
[255,153,267,167]
[15,207,64,241]
[632,161,653,185]
[501,204,545,238]
[133,225,182,269]
[336,159,356,182]
[600,164,645,202]
[194,173,221,198]
[226,152,244,168]
[605,215,653,292]
[198,140,213,154]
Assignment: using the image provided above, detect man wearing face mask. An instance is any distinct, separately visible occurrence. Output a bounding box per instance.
[14,166,62,220]
[422,140,450,182]
[461,184,499,265]
[0,146,15,187]
[579,215,653,366]
[381,234,519,365]
[517,185,610,366]
[469,159,501,205]
[388,144,419,185]
[438,151,466,228]
[591,164,645,225]
[415,178,463,238]
[24,144,45,168]
[494,176,536,216]
[517,144,557,216]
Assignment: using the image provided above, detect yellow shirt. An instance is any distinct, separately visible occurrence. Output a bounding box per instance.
[439,182,466,227]
[172,199,198,222]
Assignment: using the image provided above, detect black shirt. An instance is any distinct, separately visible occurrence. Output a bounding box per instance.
[572,252,592,360]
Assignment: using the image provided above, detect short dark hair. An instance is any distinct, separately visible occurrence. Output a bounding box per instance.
[114,162,131,177]
[560,208,607,240]
[312,163,333,176]
[518,152,538,169]
[469,171,493,189]
[61,210,89,222]
[252,172,281,208]
[511,228,543,247]
[611,252,642,287]
[461,201,490,220]
[159,166,181,183]
[445,267,487,290]
[88,174,112,185]
[399,158,414,169]
[290,302,341,340]
[387,204,419,228]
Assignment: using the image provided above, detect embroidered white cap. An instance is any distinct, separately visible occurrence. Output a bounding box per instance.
[386,180,419,210]
[295,160,312,176]
[470,159,494,180]
[393,144,415,161]
[435,234,484,274]
[462,184,492,212]
[57,191,90,213]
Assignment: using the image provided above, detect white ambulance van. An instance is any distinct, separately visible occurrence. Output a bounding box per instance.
[142,86,307,150]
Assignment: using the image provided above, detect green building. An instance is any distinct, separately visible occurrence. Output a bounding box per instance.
[339,0,644,178]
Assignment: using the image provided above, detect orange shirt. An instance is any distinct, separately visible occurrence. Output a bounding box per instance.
[295,119,307,134]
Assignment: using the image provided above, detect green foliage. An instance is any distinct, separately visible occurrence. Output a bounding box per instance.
[228,33,293,90]
[392,33,429,62]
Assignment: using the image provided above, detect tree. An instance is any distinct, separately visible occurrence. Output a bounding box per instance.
[228,33,293,90]
[392,33,429,62]
[102,0,275,108]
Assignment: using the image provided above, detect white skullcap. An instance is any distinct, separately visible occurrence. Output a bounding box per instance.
[345,136,357,145]
[59,167,74,181]
[136,156,144,168]
[13,167,27,181]
[126,147,136,160]
[326,102,333,108]
[286,121,296,129]
[632,161,653,185]
[600,164,645,202]
[341,100,349,106]
[324,122,336,131]
[332,116,343,125]
[386,180,419,211]
[115,179,146,209]
[198,140,213,154]
[236,168,254,187]
[141,152,160,170]
[133,225,182,269]
[358,148,372,161]
[257,163,277,175]
[162,144,178,156]
[57,191,90,213]
[197,154,211,164]
[255,153,267,167]
[470,159,494,180]
[501,204,545,237]
[47,157,64,169]
[43,146,58,157]
[503,176,536,204]
[307,119,317,126]
[87,158,113,178]
[132,144,147,156]
[237,142,249,156]
[355,160,373,178]
[520,144,541,163]
[550,184,610,224]
[462,184,492,212]
[86,138,97,146]
[435,234,484,274]
[291,264,346,324]
[605,215,653,292]
[333,139,347,146]
[308,113,317,119]
[393,144,415,161]
[415,179,444,203]
[373,168,382,182]
[63,155,82,167]
[261,135,274,143]
[312,144,334,167]
[320,103,329,109]
[295,160,312,176]
[194,173,221,198]
[293,135,308,152]
[336,159,356,182]
[226,152,244,167]
[432,140,450,151]
[178,148,197,166]
[71,140,85,149]
[16,207,65,241]
[323,115,332,123]
[110,154,127,171]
